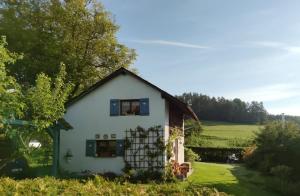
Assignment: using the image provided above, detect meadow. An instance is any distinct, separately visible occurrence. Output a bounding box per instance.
[188,121,263,148]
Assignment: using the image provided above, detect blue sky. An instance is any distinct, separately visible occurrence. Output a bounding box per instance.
[101,0,300,116]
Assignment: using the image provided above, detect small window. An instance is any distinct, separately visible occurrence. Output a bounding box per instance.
[96,140,116,157]
[120,100,140,115]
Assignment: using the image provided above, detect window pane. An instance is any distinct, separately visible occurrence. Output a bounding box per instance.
[131,101,140,115]
[121,101,130,115]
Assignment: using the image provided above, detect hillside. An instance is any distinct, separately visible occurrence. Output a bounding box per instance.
[187,121,263,148]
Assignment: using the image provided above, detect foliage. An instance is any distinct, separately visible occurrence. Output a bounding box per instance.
[124,125,165,173]
[184,119,202,137]
[0,175,226,196]
[124,126,184,182]
[184,147,200,162]
[26,63,73,129]
[178,93,267,124]
[244,121,300,176]
[265,177,300,196]
[270,165,292,180]
[0,39,72,169]
[244,121,300,195]
[166,126,183,160]
[0,0,136,96]
[0,36,24,129]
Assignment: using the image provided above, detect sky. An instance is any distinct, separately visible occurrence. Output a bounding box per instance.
[101,0,300,116]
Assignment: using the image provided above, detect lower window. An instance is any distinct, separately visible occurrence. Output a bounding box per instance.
[96,140,116,157]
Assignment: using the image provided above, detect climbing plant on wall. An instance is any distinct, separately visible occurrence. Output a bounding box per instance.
[124,126,165,172]
[124,125,183,181]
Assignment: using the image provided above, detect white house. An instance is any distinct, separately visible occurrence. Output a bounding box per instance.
[59,68,198,175]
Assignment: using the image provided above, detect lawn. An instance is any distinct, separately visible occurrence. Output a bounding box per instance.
[187,162,278,196]
[191,121,263,147]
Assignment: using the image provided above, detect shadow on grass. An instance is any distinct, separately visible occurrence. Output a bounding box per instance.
[190,163,279,196]
[217,165,278,196]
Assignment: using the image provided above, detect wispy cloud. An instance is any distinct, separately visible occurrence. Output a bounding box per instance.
[131,39,210,49]
[225,83,300,102]
[248,41,300,54]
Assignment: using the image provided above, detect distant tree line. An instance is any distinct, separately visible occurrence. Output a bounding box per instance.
[177,93,268,124]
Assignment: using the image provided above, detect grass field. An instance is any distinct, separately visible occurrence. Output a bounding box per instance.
[188,162,278,196]
[188,121,263,148]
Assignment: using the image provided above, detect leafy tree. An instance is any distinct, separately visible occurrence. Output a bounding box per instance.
[0,37,73,168]
[0,36,24,129]
[0,0,136,96]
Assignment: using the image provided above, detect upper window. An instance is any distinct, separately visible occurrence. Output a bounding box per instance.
[120,100,140,115]
[110,98,149,116]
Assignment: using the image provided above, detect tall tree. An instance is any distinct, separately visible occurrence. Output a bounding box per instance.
[0,37,73,167]
[0,0,136,96]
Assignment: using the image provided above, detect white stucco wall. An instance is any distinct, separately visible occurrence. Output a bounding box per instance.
[59,74,167,174]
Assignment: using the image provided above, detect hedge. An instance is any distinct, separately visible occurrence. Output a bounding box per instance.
[186,146,244,163]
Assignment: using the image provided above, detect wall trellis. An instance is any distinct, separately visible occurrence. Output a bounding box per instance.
[125,126,165,171]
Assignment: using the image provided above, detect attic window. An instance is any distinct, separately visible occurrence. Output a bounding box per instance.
[120,100,140,115]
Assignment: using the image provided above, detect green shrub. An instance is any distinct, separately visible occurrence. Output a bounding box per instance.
[270,165,292,180]
[244,121,300,195]
[244,121,300,179]
[266,177,300,196]
[184,119,202,137]
[184,147,200,162]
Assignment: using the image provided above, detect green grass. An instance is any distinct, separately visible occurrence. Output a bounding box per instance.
[188,121,263,148]
[187,162,278,196]
[2,162,278,195]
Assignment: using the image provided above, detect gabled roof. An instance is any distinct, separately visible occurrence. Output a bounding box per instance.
[67,67,198,121]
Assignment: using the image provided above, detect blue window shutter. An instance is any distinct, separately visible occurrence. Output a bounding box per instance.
[140,98,149,115]
[116,140,125,156]
[86,140,96,157]
[110,99,119,116]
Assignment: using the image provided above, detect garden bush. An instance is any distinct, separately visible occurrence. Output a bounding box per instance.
[266,177,300,196]
[244,121,300,195]
[0,176,227,195]
[244,121,300,177]
[184,147,200,162]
